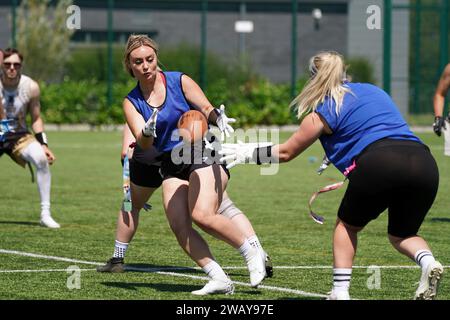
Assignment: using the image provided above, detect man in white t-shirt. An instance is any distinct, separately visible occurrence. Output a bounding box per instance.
[0,48,59,228]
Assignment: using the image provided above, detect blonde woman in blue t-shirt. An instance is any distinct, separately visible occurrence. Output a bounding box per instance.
[220,51,443,300]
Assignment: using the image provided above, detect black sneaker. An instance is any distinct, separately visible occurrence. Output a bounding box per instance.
[96,257,125,273]
[264,253,273,278]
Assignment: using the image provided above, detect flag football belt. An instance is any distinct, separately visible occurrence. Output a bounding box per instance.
[122,142,152,212]
[308,160,356,224]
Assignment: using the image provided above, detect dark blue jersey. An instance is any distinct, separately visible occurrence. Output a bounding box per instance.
[126,71,193,152]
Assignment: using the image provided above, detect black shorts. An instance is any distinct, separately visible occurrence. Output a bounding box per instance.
[159,142,230,181]
[338,138,439,238]
[129,158,163,188]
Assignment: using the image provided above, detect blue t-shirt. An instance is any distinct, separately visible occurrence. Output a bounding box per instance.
[316,82,421,173]
[126,71,193,152]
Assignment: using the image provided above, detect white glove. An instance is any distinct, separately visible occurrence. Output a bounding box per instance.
[142,109,159,138]
[216,104,236,141]
[219,141,273,169]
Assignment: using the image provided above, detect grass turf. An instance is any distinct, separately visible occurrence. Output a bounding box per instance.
[0,131,449,300]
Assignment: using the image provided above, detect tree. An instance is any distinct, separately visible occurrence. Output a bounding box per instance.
[16,0,75,82]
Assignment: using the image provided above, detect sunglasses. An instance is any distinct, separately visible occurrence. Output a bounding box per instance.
[3,62,22,69]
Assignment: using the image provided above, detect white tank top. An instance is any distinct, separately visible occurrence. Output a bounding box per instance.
[0,75,33,133]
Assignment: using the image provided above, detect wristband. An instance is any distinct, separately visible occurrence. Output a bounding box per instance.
[252,146,275,165]
[207,108,220,125]
[35,132,48,146]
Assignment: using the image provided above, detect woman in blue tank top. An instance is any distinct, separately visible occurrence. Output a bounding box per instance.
[220,51,443,300]
[122,35,267,295]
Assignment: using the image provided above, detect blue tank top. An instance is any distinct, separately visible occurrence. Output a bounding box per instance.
[126,71,193,152]
[316,82,421,174]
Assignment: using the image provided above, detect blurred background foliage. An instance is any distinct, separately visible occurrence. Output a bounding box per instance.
[40,43,375,126]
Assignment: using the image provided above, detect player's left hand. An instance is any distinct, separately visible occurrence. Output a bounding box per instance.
[433,116,445,136]
[42,145,56,165]
[216,104,236,141]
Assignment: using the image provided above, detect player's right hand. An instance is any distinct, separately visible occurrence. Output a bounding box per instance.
[433,116,445,136]
[142,109,159,138]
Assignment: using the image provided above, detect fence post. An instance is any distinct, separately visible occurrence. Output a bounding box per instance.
[291,0,298,98]
[383,0,392,95]
[440,0,449,114]
[413,0,421,114]
[11,0,18,48]
[107,0,114,108]
[200,0,208,90]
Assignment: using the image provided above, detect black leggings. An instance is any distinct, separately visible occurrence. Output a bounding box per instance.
[338,139,439,238]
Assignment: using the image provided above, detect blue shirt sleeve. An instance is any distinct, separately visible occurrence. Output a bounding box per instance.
[315,98,338,132]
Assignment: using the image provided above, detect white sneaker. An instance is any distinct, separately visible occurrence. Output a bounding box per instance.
[40,215,61,229]
[191,278,234,295]
[247,249,266,288]
[326,289,350,300]
[414,261,444,300]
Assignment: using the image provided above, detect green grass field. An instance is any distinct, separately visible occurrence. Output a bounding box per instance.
[0,131,449,300]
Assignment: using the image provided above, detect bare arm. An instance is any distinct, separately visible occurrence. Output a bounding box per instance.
[123,98,154,150]
[29,80,56,164]
[180,74,215,119]
[434,63,450,117]
[122,123,135,159]
[29,81,45,133]
[272,112,326,163]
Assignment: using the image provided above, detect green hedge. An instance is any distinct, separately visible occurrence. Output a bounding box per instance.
[41,45,374,126]
[39,77,299,126]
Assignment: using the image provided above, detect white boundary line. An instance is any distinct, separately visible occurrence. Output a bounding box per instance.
[0,268,96,273]
[0,249,327,298]
[2,249,448,270]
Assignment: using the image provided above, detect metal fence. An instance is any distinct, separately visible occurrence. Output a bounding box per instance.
[3,0,449,115]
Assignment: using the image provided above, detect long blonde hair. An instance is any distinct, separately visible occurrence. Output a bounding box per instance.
[123,34,159,77]
[291,51,350,120]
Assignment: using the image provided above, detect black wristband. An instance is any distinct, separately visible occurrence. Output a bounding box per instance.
[252,146,275,165]
[35,132,48,146]
[207,108,220,125]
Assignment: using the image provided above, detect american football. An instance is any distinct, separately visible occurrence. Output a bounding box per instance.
[177,110,208,143]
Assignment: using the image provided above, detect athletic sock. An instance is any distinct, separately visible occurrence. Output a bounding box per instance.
[113,240,129,259]
[238,239,255,263]
[248,235,261,249]
[333,268,352,292]
[414,250,436,272]
[202,260,228,280]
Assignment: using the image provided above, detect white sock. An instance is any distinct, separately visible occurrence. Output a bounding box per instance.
[248,235,261,249]
[113,240,129,259]
[40,206,51,218]
[414,250,435,271]
[333,268,352,292]
[202,260,228,281]
[21,142,52,216]
[238,239,256,263]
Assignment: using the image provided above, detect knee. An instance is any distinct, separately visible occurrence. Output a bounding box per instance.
[336,218,364,233]
[388,234,405,246]
[191,209,214,229]
[218,198,242,219]
[33,153,49,170]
